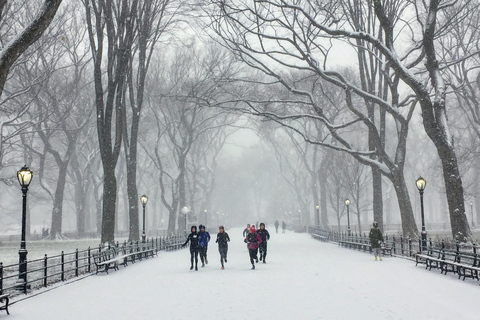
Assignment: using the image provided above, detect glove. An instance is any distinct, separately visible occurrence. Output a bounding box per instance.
[244,239,247,243]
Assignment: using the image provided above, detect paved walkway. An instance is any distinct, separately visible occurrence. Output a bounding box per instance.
[6,228,479,320]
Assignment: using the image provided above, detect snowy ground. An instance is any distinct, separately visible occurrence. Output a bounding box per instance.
[4,228,479,320]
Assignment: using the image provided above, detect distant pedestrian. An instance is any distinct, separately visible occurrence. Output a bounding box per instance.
[243,224,251,237]
[244,226,262,269]
[198,225,211,267]
[369,221,384,261]
[282,221,286,233]
[182,226,199,270]
[257,223,270,263]
[216,226,230,269]
[274,220,279,234]
[256,221,259,229]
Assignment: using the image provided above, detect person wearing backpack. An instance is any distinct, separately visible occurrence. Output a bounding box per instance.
[244,226,262,269]
[182,226,200,271]
[257,223,270,263]
[198,225,211,267]
[216,226,230,270]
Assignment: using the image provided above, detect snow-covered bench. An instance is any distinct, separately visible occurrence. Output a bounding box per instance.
[311,233,328,242]
[0,294,10,315]
[415,242,480,281]
[92,248,122,274]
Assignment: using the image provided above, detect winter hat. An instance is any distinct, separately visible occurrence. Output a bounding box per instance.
[200,225,206,230]
[249,226,256,233]
[373,221,378,228]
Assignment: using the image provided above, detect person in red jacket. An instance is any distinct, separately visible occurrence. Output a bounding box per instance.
[244,226,262,269]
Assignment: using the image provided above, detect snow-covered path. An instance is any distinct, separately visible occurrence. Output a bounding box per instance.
[6,228,479,320]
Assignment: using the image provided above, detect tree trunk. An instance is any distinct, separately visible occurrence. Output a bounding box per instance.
[101,164,117,244]
[390,171,418,238]
[319,158,329,229]
[372,167,384,231]
[50,163,68,239]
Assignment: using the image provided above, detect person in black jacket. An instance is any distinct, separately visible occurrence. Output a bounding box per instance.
[243,224,251,237]
[216,226,230,269]
[257,223,270,263]
[182,226,200,270]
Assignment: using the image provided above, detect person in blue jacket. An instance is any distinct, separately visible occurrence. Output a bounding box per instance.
[198,225,211,267]
[182,226,199,270]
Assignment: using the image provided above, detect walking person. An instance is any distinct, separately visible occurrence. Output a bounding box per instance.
[216,226,230,270]
[257,223,270,263]
[274,220,279,234]
[282,221,286,233]
[369,221,384,261]
[243,224,251,237]
[198,225,211,267]
[244,226,262,269]
[182,226,200,270]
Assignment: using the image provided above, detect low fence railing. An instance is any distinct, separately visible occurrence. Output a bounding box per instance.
[0,234,185,297]
[309,226,435,258]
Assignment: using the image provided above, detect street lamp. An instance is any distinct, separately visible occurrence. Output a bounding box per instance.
[315,205,320,227]
[345,199,351,235]
[140,194,148,243]
[204,209,207,226]
[17,165,33,291]
[298,210,301,226]
[415,176,427,252]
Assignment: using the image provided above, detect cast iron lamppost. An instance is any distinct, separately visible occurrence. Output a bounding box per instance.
[345,199,351,236]
[315,205,320,227]
[415,176,427,252]
[204,209,207,226]
[17,165,33,291]
[140,194,148,243]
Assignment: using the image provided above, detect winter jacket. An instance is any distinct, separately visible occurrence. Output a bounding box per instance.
[198,231,211,248]
[216,232,230,248]
[183,232,200,249]
[257,229,270,243]
[245,232,262,250]
[369,227,384,249]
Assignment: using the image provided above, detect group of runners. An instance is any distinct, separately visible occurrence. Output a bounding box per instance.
[182,222,272,270]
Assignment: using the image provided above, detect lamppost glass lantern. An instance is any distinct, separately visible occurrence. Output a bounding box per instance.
[140,194,148,206]
[415,176,427,252]
[17,165,33,292]
[415,177,426,192]
[345,199,351,235]
[17,166,33,188]
[140,195,148,242]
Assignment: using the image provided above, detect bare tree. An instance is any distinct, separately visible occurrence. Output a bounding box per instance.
[209,0,472,238]
[0,0,63,98]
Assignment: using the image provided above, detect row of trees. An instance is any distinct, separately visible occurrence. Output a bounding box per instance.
[1,0,480,242]
[207,0,480,240]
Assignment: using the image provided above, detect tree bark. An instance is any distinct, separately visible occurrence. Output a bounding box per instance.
[0,0,63,97]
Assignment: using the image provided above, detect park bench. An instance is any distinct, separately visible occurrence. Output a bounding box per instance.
[311,233,328,242]
[456,251,480,281]
[340,238,393,257]
[92,248,122,274]
[0,294,10,315]
[415,241,480,281]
